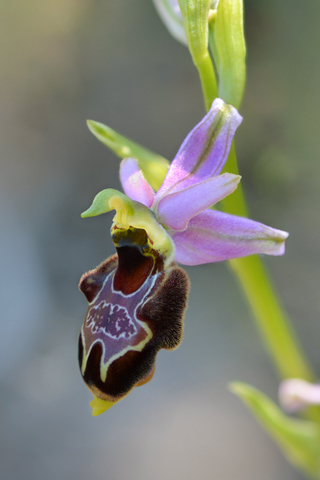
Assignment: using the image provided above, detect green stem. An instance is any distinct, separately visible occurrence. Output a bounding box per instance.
[229,256,315,380]
[222,143,316,382]
[194,53,218,111]
[222,142,247,217]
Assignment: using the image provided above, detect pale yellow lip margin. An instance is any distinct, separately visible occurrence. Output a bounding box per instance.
[81,272,155,416]
[82,323,153,417]
[81,322,153,383]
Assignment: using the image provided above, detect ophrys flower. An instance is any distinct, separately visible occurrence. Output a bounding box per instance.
[79,98,288,415]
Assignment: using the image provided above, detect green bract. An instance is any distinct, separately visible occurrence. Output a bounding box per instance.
[231,382,320,479]
[209,0,246,109]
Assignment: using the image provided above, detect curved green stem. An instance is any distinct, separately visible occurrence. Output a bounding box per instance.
[189,0,320,436]
[195,53,218,111]
[196,69,316,383]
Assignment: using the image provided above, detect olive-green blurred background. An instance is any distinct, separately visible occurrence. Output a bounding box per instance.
[1,1,319,479]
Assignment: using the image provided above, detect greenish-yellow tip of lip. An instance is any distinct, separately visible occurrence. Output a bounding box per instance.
[90,396,117,416]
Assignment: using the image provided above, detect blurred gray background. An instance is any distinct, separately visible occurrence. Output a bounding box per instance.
[1,0,319,479]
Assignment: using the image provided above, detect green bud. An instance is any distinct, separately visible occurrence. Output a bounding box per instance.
[178,0,218,110]
[87,120,169,191]
[209,0,246,109]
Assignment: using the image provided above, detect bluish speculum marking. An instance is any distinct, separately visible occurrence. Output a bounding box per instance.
[80,263,155,383]
[86,301,137,339]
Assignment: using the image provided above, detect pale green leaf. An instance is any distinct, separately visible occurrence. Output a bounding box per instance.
[231,382,320,478]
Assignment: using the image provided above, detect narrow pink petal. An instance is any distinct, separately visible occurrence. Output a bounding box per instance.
[157,173,241,230]
[171,210,289,265]
[155,98,242,199]
[120,158,155,208]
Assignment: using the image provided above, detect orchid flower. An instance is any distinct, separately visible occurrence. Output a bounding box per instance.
[279,379,320,413]
[78,98,288,415]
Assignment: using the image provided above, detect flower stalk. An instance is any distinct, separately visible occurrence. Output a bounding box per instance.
[160,0,318,422]
[175,0,316,387]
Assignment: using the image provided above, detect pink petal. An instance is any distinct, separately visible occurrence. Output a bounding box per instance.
[171,209,289,265]
[155,98,242,199]
[157,173,241,230]
[279,379,320,413]
[120,158,155,208]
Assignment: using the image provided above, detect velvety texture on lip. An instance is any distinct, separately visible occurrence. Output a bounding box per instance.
[79,230,189,403]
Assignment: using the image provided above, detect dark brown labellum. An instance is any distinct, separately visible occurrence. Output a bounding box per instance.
[78,228,189,403]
